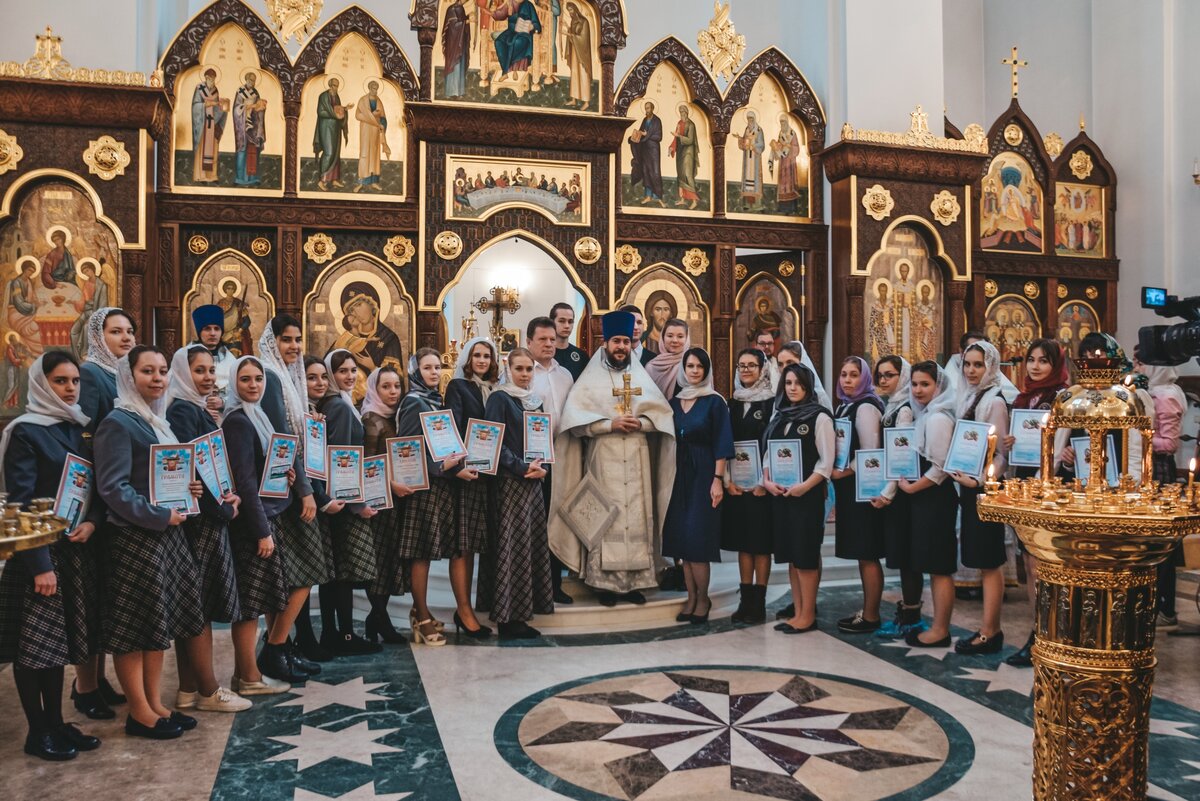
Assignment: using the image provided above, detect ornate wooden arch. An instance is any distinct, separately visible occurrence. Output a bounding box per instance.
[1054,130,1116,187]
[981,99,1053,184]
[302,249,418,360]
[613,37,723,122]
[618,260,713,347]
[721,47,825,145]
[294,6,420,98]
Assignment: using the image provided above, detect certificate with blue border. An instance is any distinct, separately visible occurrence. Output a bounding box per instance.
[855,449,887,502]
[149,444,199,516]
[767,439,803,489]
[833,418,852,471]
[1008,409,1046,468]
[883,426,920,480]
[944,419,992,479]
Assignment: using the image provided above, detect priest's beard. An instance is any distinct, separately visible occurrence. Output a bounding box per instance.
[602,346,630,371]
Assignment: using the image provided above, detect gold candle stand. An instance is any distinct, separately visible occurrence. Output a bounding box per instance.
[0,496,72,561]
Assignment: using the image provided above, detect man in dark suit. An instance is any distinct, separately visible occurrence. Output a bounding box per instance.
[619,304,655,366]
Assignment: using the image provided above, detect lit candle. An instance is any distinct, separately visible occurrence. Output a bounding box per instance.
[986,424,997,470]
[1190,457,1196,492]
[1142,429,1153,487]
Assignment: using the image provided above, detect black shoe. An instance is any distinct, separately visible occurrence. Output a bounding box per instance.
[730,584,753,624]
[837,612,882,634]
[955,630,1005,655]
[257,642,307,683]
[497,621,541,639]
[904,630,952,648]
[675,611,694,623]
[125,716,183,740]
[689,613,710,625]
[99,676,127,706]
[553,588,574,605]
[775,603,795,621]
[621,591,647,605]
[365,613,406,644]
[55,723,100,751]
[1005,631,1035,667]
[453,611,493,640]
[169,711,198,731]
[328,632,383,656]
[24,731,77,761]
[597,591,618,607]
[778,620,819,634]
[294,634,335,662]
[71,682,115,720]
[955,587,982,601]
[287,639,322,675]
[747,585,768,624]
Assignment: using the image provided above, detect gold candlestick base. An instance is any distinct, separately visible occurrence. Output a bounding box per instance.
[0,497,71,560]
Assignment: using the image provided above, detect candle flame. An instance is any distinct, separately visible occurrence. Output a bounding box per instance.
[1041,412,1049,426]
[1191,457,1197,473]
[989,425,996,436]
[987,464,995,479]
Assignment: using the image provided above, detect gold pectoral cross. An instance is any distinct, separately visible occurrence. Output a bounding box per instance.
[613,372,641,416]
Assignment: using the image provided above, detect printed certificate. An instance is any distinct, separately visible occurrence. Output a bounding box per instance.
[944,419,992,479]
[833,418,852,471]
[191,434,222,500]
[883,426,920,480]
[1071,435,1120,487]
[523,412,555,463]
[766,439,803,489]
[419,410,466,462]
[730,440,763,491]
[149,444,199,516]
[386,436,429,492]
[327,445,365,503]
[855,449,887,502]
[465,418,505,476]
[362,454,392,510]
[260,433,298,499]
[304,413,328,479]
[53,454,93,531]
[207,430,234,495]
[1008,410,1046,468]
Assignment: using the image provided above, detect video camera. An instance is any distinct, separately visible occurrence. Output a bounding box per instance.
[1137,286,1200,366]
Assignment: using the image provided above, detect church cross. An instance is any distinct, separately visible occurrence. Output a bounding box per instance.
[613,372,641,416]
[1002,46,1029,99]
[473,286,521,343]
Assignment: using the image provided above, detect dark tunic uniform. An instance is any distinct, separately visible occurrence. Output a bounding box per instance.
[721,397,774,554]
[443,378,491,556]
[764,409,831,570]
[833,397,886,561]
[395,392,456,560]
[315,394,378,583]
[881,403,915,572]
[363,411,407,596]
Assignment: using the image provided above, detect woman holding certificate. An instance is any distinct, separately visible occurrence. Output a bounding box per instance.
[0,353,105,759]
[762,364,835,634]
[395,348,459,647]
[94,345,206,740]
[896,361,958,648]
[663,348,734,624]
[949,342,1010,655]
[165,345,252,713]
[477,347,554,639]
[313,350,380,655]
[830,356,885,634]
[722,348,775,624]
[444,338,499,638]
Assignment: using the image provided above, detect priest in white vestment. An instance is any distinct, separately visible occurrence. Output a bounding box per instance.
[548,310,676,605]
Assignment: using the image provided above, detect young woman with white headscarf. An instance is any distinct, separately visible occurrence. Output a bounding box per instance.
[94,345,206,740]
[948,341,1010,655]
[776,340,832,409]
[896,360,959,649]
[0,352,104,759]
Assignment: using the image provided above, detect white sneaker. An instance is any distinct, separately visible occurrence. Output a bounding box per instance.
[231,674,291,696]
[1156,612,1180,631]
[195,686,253,712]
[175,690,198,709]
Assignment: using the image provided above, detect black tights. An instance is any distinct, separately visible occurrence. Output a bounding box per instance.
[367,593,393,620]
[900,571,924,607]
[294,596,317,644]
[318,582,354,636]
[14,665,64,735]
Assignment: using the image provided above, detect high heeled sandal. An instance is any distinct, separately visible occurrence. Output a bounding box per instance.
[409,608,445,632]
[412,618,446,647]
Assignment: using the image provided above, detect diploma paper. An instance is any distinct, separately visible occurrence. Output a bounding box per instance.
[420,410,466,462]
[1008,409,1046,468]
[730,440,763,491]
[53,454,92,531]
[304,414,328,479]
[833,418,852,471]
[883,426,920,480]
[362,454,392,510]
[149,444,199,516]
[854,449,887,502]
[207,431,234,495]
[523,412,555,463]
[191,434,222,500]
[386,436,429,492]
[327,446,365,502]
[944,419,992,479]
[1071,435,1120,487]
[767,439,803,489]
[260,434,298,498]
[466,418,505,476]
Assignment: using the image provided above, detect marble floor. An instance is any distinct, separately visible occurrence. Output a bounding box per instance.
[1,577,1199,801]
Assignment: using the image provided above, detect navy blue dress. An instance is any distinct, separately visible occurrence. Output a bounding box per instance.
[662,394,735,562]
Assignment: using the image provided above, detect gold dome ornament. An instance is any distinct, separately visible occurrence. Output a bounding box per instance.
[861,184,894,221]
[0,130,24,176]
[929,190,961,226]
[82,135,130,181]
[433,231,463,260]
[1057,284,1069,299]
[1085,285,1099,300]
[187,235,209,255]
[303,232,337,264]
[383,235,415,268]
[777,260,795,278]
[734,263,747,281]
[614,244,642,275]
[573,236,601,265]
[1043,132,1064,158]
[1024,281,1040,299]
[1003,124,1024,146]
[1069,149,1094,180]
[250,237,272,257]
[983,279,999,298]
[682,248,710,276]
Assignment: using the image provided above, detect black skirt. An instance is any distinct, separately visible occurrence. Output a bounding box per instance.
[183,513,241,624]
[275,507,335,589]
[883,491,913,571]
[771,480,827,570]
[228,517,289,620]
[476,473,554,623]
[909,480,959,576]
[0,539,100,669]
[833,475,884,560]
[959,486,1006,570]
[720,491,772,554]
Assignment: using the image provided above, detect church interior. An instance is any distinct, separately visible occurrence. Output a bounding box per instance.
[1,1,1199,799]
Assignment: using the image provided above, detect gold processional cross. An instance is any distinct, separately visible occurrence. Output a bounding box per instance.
[473,286,520,344]
[613,372,641,416]
[1002,45,1029,99]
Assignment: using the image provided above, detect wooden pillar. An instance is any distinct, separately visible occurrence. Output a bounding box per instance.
[417,310,440,350]
[600,45,617,115]
[839,275,867,372]
[711,138,726,218]
[806,246,828,375]
[155,223,180,352]
[712,244,735,394]
[279,226,302,317]
[283,101,299,198]
[122,251,147,339]
[948,279,969,355]
[417,28,436,102]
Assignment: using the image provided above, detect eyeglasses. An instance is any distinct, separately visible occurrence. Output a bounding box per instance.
[876,371,899,380]
[737,363,759,370]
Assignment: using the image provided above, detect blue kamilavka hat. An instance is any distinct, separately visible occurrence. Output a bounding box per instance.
[601,310,635,341]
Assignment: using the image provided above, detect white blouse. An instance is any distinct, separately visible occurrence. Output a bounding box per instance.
[921,413,955,485]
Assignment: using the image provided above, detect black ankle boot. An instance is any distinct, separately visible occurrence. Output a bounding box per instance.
[1005,631,1035,667]
[257,642,306,683]
[748,585,768,624]
[730,584,753,623]
[287,639,321,676]
[71,681,114,720]
[99,676,126,706]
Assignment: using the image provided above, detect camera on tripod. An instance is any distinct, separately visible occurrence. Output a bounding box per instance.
[1137,286,1200,366]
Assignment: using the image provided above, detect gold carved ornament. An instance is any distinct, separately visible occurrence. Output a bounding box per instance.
[0,498,73,562]
[187,235,210,256]
[861,184,894,221]
[433,231,463,260]
[383,235,415,268]
[682,248,710,276]
[0,130,23,176]
[734,262,747,281]
[82,135,130,181]
[840,106,988,154]
[929,190,961,226]
[614,244,641,275]
[983,279,999,298]
[1003,124,1024,147]
[1044,132,1065,158]
[0,27,160,87]
[777,260,794,278]
[1086,285,1099,300]
[304,232,337,264]
[250,237,272,257]
[265,0,324,45]
[1069,150,1094,180]
[1057,284,1069,299]
[573,236,601,265]
[1024,281,1040,300]
[696,1,745,83]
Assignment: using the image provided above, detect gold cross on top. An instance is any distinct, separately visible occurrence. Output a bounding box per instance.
[1002,46,1029,99]
[613,372,642,416]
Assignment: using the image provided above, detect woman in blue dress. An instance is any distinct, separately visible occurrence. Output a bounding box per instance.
[662,348,734,624]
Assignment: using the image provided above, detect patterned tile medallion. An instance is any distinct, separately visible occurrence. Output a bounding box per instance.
[498,666,972,801]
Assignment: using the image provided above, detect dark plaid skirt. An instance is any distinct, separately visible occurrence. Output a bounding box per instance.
[1154,453,1178,486]
[103,523,205,654]
[476,473,553,624]
[228,517,289,620]
[0,540,100,669]
[396,477,457,560]
[330,511,379,583]
[275,507,334,589]
[183,513,241,624]
[370,505,409,596]
[454,480,490,556]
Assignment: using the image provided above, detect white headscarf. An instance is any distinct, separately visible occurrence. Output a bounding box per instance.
[956,340,1004,419]
[911,362,957,458]
[323,349,362,421]
[114,350,178,444]
[84,306,125,375]
[880,357,912,420]
[674,349,720,401]
[1140,363,1188,413]
[452,337,498,403]
[0,355,91,489]
[732,350,775,402]
[167,345,212,411]
[222,355,275,450]
[361,366,402,419]
[780,341,832,410]
[945,349,1019,404]
[257,323,306,438]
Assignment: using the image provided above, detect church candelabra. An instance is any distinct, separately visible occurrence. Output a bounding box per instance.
[0,496,72,561]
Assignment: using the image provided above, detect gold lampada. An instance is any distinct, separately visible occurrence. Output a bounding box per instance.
[978,361,1200,801]
[0,495,72,561]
